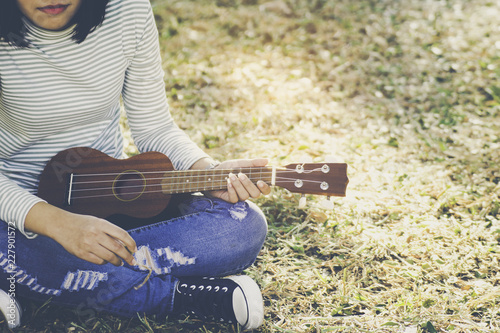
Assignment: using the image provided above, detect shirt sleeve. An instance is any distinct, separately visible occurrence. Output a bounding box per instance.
[0,173,42,239]
[121,2,209,170]
[0,74,41,239]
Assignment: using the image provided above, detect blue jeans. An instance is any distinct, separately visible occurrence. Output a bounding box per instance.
[0,195,267,318]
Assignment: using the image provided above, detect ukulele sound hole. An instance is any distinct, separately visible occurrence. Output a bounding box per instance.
[113,171,146,202]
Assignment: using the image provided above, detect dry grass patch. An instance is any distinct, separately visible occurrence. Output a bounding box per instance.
[4,0,500,332]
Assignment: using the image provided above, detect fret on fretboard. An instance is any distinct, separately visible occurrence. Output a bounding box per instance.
[160,167,273,194]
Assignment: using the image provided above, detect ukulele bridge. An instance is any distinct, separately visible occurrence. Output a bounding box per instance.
[66,173,74,206]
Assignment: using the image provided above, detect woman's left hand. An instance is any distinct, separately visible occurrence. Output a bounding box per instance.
[208,159,272,203]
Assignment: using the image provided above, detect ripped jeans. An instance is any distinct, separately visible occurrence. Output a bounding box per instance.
[0,195,268,317]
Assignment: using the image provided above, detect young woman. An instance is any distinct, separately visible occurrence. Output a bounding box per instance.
[0,0,270,329]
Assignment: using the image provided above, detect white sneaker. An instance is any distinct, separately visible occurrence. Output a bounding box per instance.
[174,275,264,330]
[0,289,22,329]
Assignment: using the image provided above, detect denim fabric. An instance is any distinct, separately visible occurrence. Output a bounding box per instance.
[0,196,267,318]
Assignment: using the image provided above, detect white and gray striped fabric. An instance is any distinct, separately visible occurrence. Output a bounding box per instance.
[0,0,208,237]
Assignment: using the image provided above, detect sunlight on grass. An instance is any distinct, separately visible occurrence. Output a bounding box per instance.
[6,0,500,332]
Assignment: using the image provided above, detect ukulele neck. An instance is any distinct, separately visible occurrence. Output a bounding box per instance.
[160,167,274,194]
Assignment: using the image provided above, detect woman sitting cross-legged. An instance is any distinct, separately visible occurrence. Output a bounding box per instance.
[0,0,270,330]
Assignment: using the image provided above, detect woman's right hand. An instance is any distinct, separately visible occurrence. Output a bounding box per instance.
[25,202,137,266]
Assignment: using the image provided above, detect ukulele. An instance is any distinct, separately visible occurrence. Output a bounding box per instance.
[37,147,349,219]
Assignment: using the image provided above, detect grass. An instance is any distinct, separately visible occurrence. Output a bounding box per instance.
[3,0,500,332]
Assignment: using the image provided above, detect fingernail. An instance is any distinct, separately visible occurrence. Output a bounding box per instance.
[257,180,264,188]
[229,173,237,181]
[131,259,138,266]
[120,261,124,267]
[238,173,246,180]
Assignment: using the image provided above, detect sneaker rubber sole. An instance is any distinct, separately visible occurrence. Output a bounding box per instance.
[228,275,264,330]
[0,289,22,329]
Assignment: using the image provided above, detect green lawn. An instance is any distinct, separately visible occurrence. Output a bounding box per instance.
[3,0,500,331]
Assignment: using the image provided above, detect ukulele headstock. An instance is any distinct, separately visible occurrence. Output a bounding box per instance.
[275,163,349,197]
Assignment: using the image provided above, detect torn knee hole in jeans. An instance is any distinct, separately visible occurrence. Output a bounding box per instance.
[0,252,62,296]
[132,245,196,289]
[229,202,248,221]
[61,270,108,292]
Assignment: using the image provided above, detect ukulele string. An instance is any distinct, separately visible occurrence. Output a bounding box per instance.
[72,174,317,188]
[69,178,322,200]
[70,171,275,187]
[71,167,270,179]
[70,171,276,190]
[70,166,324,179]
[70,171,275,186]
[69,176,327,201]
[69,167,327,189]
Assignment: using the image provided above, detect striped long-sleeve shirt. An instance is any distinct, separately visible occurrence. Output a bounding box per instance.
[0,0,209,238]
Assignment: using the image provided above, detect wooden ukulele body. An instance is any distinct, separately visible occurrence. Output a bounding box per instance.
[37,147,174,218]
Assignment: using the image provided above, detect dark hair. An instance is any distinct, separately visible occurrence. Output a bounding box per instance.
[0,0,110,47]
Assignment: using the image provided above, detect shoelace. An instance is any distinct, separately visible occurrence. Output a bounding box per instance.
[176,281,238,324]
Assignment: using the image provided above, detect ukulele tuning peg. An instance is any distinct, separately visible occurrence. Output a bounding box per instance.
[320,196,334,210]
[298,195,307,209]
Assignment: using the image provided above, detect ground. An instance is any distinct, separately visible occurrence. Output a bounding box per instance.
[3,0,500,332]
